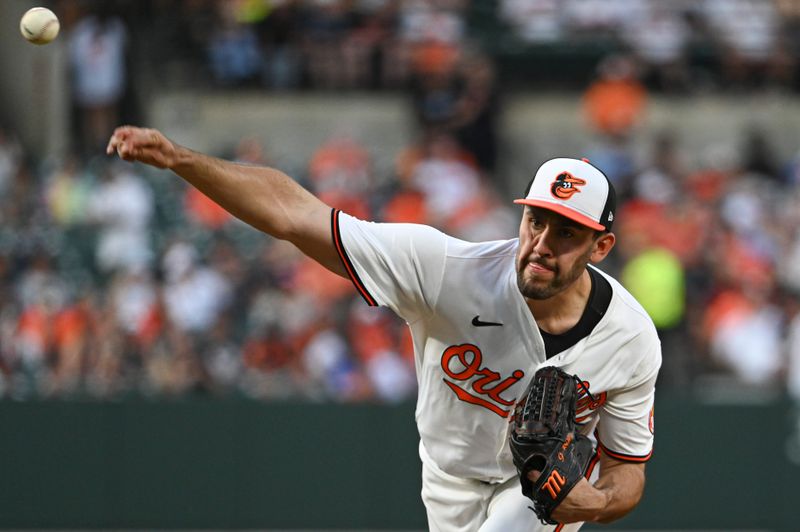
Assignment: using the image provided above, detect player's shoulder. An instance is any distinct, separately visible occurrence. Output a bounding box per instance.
[339,212,450,249]
[340,213,518,259]
[593,265,658,333]
[590,266,662,372]
[445,236,519,260]
[338,213,519,277]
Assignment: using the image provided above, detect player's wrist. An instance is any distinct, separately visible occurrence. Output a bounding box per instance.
[551,478,607,523]
[168,144,193,171]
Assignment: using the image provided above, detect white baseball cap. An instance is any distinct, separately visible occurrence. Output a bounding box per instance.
[514,157,616,231]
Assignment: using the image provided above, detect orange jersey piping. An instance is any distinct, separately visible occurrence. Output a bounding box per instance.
[594,430,653,463]
[585,448,601,479]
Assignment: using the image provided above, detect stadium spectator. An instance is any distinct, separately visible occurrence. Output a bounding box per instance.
[161,240,232,334]
[348,303,416,403]
[451,50,501,174]
[706,278,784,386]
[563,0,633,36]
[499,0,563,43]
[207,0,264,86]
[630,130,685,205]
[406,131,481,234]
[254,0,304,90]
[68,5,130,156]
[702,0,794,89]
[308,133,373,221]
[84,162,154,274]
[623,2,692,92]
[583,54,648,138]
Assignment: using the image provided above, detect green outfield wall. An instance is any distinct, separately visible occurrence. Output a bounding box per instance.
[0,396,796,530]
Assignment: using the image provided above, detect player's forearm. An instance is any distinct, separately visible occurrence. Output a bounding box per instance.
[588,461,645,523]
[552,461,644,524]
[549,478,608,523]
[169,145,327,240]
[108,126,345,275]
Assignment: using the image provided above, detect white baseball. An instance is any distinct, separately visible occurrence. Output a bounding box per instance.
[20,7,60,45]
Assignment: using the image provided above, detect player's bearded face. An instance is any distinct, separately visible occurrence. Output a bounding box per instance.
[516,246,592,300]
[515,209,595,300]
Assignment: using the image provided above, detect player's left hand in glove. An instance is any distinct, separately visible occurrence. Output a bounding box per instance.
[508,366,595,525]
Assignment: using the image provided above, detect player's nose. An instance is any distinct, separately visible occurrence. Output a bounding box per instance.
[532,227,555,257]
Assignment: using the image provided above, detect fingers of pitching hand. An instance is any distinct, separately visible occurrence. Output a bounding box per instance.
[106,132,121,155]
[106,126,170,167]
[116,138,135,159]
[107,126,150,156]
[106,126,132,155]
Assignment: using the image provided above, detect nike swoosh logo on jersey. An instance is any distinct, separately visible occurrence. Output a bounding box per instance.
[471,315,503,327]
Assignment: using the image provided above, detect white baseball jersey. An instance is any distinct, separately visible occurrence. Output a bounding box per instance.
[332,210,660,503]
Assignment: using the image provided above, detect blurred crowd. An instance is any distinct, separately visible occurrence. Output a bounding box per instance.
[499,0,800,91]
[3,116,800,402]
[2,0,800,402]
[53,0,800,92]
[154,0,799,93]
[53,0,800,157]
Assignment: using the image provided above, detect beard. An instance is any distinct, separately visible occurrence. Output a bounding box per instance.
[516,249,592,300]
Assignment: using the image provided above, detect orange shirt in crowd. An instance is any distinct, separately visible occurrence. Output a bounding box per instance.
[184,187,233,229]
[583,78,646,135]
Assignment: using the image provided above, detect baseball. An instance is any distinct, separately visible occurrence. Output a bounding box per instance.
[20,7,60,45]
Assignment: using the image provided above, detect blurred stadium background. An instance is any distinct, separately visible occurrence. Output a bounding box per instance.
[0,0,798,530]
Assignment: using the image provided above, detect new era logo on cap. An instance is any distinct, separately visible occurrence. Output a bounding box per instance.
[514,158,616,231]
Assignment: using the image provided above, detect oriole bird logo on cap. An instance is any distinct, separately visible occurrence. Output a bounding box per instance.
[550,172,586,200]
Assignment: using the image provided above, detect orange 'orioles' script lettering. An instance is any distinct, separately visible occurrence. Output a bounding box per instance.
[541,470,567,499]
[575,380,607,423]
[441,344,524,418]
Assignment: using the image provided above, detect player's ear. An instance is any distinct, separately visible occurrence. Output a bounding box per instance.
[589,231,615,263]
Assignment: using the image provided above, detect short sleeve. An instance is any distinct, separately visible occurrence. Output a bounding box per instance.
[333,210,448,322]
[595,344,660,462]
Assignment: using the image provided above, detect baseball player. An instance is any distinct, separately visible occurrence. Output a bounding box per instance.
[107,127,660,532]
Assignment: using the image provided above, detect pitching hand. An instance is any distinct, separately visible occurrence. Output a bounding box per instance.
[106,126,178,169]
